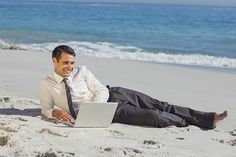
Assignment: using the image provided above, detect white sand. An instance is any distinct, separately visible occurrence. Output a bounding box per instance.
[0,49,236,157]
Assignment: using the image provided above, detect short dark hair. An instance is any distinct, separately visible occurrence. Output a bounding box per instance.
[52,45,76,61]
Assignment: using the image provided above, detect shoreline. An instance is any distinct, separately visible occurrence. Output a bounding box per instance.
[103,56,236,74]
[2,47,236,73]
[1,38,236,70]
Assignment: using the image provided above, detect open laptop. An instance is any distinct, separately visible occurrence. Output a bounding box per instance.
[63,102,118,128]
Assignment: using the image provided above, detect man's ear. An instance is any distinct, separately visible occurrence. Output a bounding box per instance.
[52,58,57,64]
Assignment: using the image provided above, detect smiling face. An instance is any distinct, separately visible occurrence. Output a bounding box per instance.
[53,52,76,77]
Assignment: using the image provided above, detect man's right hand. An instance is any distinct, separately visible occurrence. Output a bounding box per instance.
[52,108,75,123]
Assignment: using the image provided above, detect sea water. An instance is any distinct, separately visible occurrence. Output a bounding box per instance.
[0,0,236,70]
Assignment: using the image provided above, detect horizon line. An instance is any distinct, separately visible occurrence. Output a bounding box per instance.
[1,0,236,8]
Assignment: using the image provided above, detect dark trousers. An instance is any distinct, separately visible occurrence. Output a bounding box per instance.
[107,86,215,129]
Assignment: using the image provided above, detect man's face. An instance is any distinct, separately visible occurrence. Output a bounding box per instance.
[53,52,75,77]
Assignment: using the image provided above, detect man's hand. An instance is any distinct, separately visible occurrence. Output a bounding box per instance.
[52,108,75,123]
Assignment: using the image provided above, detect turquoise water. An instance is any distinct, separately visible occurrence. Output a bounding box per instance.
[0,1,236,69]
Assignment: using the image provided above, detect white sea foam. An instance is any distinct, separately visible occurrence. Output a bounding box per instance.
[1,39,236,69]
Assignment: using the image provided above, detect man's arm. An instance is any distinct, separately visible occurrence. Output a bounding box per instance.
[82,66,109,102]
[38,81,74,122]
[38,81,55,119]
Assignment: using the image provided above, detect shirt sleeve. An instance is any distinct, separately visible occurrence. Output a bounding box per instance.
[82,66,109,102]
[38,80,54,119]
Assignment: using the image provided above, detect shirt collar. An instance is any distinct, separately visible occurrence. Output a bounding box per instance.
[53,71,72,83]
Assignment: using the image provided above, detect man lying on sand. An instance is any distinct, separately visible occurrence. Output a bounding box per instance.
[38,45,227,129]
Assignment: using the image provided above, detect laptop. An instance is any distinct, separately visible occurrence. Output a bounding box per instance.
[63,102,118,128]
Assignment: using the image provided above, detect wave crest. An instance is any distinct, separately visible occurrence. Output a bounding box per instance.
[1,39,236,69]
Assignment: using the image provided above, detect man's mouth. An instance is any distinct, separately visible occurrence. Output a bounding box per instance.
[64,69,71,73]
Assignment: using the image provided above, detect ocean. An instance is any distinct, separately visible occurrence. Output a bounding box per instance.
[0,0,236,70]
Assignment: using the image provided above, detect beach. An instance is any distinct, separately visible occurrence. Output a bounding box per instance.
[0,49,236,157]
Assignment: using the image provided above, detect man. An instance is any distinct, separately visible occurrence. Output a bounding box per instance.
[38,45,227,129]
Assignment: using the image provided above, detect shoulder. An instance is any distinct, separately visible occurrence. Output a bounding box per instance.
[77,65,90,75]
[70,65,87,75]
[73,65,94,80]
[39,74,55,88]
[79,65,88,72]
[43,73,55,83]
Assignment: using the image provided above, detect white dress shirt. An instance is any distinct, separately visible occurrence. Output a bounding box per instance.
[38,66,109,119]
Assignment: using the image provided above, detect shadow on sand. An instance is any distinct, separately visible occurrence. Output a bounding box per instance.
[0,108,41,117]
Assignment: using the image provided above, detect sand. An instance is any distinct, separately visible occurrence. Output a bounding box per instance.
[0,49,236,157]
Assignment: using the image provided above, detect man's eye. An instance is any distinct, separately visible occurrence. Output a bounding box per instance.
[63,61,74,65]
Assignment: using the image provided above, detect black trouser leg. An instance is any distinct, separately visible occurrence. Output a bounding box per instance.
[108,86,215,129]
[117,105,187,127]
